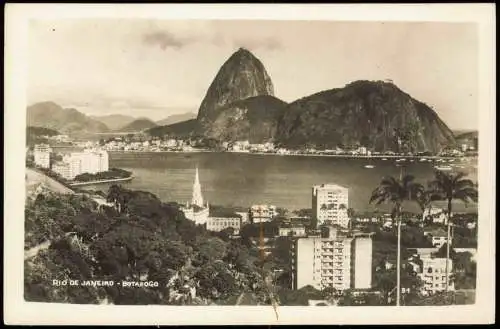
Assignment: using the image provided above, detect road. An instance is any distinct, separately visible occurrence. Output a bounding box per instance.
[25,167,75,195]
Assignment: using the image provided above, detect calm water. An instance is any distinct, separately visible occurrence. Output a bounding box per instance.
[82,152,478,213]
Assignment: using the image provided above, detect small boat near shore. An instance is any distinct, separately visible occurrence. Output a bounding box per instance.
[364,164,375,169]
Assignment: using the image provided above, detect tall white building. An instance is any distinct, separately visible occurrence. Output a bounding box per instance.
[34,144,52,169]
[312,184,349,228]
[181,167,209,225]
[52,149,109,180]
[293,227,373,291]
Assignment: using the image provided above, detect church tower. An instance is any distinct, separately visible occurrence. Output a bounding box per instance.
[192,167,204,207]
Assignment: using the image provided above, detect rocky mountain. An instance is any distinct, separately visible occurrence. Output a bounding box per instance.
[119,118,158,132]
[197,47,274,127]
[276,80,456,153]
[204,95,288,143]
[27,102,109,134]
[156,111,197,126]
[91,114,136,131]
[148,48,456,154]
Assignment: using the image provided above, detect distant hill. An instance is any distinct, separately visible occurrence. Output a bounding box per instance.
[27,102,109,135]
[27,126,60,137]
[156,112,197,126]
[90,114,137,131]
[26,126,61,146]
[148,119,200,138]
[118,118,158,132]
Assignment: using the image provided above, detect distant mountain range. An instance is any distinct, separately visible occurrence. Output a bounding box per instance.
[119,118,158,132]
[147,48,458,154]
[156,112,197,126]
[27,102,109,134]
[90,114,136,131]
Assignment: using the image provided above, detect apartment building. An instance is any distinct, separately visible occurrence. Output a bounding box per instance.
[408,249,454,296]
[293,227,373,291]
[52,149,109,180]
[34,144,52,169]
[312,184,349,228]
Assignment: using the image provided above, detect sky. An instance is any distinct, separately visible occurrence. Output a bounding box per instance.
[28,19,478,129]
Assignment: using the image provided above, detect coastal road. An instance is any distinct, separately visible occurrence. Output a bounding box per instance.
[25,167,75,195]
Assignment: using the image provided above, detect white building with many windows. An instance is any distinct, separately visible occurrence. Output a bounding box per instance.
[34,144,52,169]
[410,254,454,296]
[293,227,373,291]
[312,184,349,228]
[52,149,109,180]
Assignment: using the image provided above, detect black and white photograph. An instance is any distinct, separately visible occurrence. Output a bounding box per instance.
[4,3,495,325]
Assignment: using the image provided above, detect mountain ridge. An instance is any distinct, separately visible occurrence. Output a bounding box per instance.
[27,101,109,135]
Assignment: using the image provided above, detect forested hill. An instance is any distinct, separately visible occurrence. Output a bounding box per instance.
[24,186,273,305]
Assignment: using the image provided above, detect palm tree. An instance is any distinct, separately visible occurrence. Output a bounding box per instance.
[369,171,423,306]
[416,187,440,227]
[428,170,478,292]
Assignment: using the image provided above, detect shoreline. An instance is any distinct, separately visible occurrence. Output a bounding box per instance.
[107,150,477,161]
[69,175,134,186]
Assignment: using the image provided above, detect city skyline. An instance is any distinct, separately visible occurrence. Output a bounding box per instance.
[28,20,478,130]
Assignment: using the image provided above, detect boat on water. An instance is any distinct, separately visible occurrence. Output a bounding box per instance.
[381,158,388,161]
[364,165,375,169]
[434,165,453,171]
[419,158,427,162]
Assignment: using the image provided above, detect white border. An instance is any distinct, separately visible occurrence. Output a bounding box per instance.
[4,3,495,325]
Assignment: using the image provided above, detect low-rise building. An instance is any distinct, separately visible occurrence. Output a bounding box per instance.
[279,225,307,237]
[424,228,451,248]
[250,204,278,223]
[206,216,242,235]
[422,207,449,225]
[408,249,454,296]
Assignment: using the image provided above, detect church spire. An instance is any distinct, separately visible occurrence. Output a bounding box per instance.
[192,166,204,207]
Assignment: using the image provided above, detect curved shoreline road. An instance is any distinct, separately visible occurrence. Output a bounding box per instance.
[25,167,75,194]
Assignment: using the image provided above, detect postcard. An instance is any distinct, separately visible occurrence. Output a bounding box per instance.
[4,3,495,325]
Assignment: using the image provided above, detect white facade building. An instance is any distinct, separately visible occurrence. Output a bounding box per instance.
[250,204,278,223]
[279,225,307,237]
[422,207,449,225]
[34,144,52,169]
[294,227,373,291]
[416,256,454,296]
[312,184,349,228]
[52,149,109,180]
[206,216,242,235]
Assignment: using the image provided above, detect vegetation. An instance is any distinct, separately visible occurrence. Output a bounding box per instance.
[24,186,276,305]
[73,168,133,183]
[26,126,61,146]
